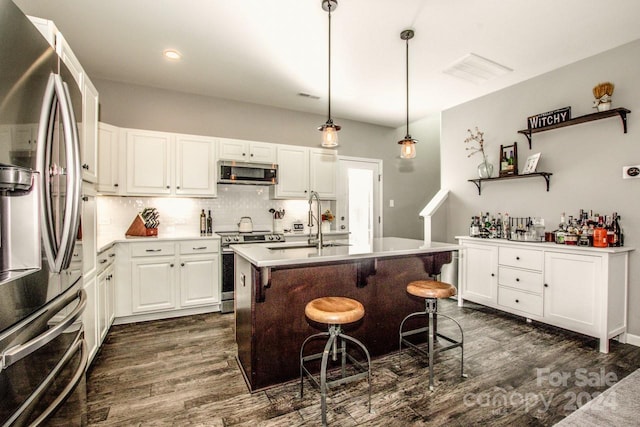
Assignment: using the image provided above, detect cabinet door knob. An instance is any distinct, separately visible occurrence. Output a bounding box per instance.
[82,196,89,202]
[170,263,174,267]
[242,153,246,156]
[515,299,520,303]
[516,278,520,282]
[176,186,180,189]
[516,256,520,260]
[250,153,254,157]
[340,225,346,230]
[491,273,495,277]
[82,164,89,170]
[181,263,185,267]
[114,183,119,187]
[166,185,170,189]
[544,283,549,288]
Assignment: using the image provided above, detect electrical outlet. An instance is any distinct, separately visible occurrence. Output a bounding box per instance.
[622,165,640,179]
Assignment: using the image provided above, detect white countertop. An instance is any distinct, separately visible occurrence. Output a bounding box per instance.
[455,236,634,254]
[232,237,462,267]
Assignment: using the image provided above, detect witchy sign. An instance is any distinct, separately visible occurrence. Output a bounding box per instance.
[527,107,571,130]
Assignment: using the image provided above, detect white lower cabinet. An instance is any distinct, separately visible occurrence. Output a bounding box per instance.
[82,275,98,364]
[115,238,221,323]
[457,237,632,353]
[543,251,600,336]
[460,242,497,306]
[97,263,115,342]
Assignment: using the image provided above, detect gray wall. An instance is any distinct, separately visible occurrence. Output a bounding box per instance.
[441,40,640,335]
[94,79,441,239]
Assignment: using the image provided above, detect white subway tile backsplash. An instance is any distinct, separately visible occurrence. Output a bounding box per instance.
[97,185,334,238]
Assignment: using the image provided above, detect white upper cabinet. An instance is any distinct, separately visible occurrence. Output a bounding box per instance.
[273,145,309,199]
[56,32,84,87]
[218,138,276,163]
[175,135,218,197]
[81,78,99,183]
[309,148,337,200]
[273,146,337,199]
[125,128,218,197]
[126,129,172,195]
[28,16,57,47]
[97,123,121,194]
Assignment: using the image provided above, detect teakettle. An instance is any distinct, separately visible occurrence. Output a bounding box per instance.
[238,216,253,233]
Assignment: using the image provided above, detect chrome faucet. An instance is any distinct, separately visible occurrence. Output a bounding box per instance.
[307,191,323,249]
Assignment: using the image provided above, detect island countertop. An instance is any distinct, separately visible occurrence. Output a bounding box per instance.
[231,237,462,267]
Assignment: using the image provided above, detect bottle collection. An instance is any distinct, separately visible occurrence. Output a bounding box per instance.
[199,209,213,236]
[553,210,623,247]
[469,212,544,241]
[469,209,624,248]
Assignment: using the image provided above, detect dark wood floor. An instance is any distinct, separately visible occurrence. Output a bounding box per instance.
[86,300,640,426]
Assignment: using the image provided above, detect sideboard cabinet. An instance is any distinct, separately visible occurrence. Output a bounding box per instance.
[457,237,632,353]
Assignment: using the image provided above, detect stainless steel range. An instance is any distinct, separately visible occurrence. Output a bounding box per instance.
[218,231,285,313]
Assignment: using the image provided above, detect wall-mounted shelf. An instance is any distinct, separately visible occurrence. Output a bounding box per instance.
[468,172,552,195]
[517,107,631,149]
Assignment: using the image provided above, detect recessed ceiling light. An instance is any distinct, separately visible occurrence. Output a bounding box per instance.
[443,53,512,84]
[163,49,182,60]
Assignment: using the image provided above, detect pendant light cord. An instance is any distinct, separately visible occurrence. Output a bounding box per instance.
[405,35,410,136]
[327,4,332,121]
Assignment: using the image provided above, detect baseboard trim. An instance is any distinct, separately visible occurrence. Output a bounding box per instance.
[625,333,640,347]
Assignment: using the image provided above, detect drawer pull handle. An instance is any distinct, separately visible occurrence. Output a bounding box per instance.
[99,259,108,264]
[145,249,162,252]
[109,254,116,258]
[192,246,207,250]
[515,299,519,303]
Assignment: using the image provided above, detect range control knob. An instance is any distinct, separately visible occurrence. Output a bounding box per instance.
[268,235,274,240]
[233,236,240,241]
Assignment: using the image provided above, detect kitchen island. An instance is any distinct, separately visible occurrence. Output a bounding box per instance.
[232,237,461,391]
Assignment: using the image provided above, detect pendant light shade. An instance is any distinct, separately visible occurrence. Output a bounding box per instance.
[398,29,417,159]
[319,0,340,147]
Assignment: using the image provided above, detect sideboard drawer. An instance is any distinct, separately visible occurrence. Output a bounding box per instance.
[498,266,543,294]
[498,246,543,271]
[498,286,543,317]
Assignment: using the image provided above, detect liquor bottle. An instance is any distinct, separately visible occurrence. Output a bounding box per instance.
[503,213,510,240]
[507,150,514,172]
[496,213,503,238]
[610,213,621,247]
[200,209,206,236]
[555,212,566,244]
[206,210,213,236]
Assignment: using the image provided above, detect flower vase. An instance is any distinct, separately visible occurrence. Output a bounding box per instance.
[321,222,331,233]
[477,157,493,179]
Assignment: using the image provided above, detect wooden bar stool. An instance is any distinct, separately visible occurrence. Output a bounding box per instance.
[300,297,371,426]
[399,280,466,391]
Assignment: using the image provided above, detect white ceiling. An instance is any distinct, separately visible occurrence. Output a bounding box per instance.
[14,0,640,128]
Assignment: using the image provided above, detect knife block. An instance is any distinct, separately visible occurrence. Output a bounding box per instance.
[125,214,158,237]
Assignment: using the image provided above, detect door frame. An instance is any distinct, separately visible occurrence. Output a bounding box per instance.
[336,155,383,239]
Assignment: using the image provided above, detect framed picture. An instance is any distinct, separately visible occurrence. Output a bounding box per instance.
[499,142,518,177]
[523,152,541,174]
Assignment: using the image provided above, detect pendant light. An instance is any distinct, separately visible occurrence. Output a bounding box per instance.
[398,29,417,159]
[318,0,340,147]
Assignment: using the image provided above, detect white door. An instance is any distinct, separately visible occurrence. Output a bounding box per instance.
[336,157,382,243]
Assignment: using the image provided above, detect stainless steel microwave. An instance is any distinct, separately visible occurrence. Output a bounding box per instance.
[218,161,278,185]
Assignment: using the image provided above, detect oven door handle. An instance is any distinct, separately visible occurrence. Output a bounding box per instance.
[6,329,86,427]
[1,289,86,370]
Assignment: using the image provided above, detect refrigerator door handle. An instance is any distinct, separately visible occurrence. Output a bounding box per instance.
[57,79,82,271]
[35,73,82,273]
[1,289,86,370]
[5,329,86,427]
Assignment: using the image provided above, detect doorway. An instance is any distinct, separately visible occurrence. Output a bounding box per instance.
[336,157,382,244]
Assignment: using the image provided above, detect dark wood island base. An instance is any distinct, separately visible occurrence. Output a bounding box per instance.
[235,251,453,391]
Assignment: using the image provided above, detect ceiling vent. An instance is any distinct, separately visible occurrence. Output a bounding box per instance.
[443,53,512,84]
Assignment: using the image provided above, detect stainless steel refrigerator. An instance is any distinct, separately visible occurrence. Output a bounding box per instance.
[0,0,86,425]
